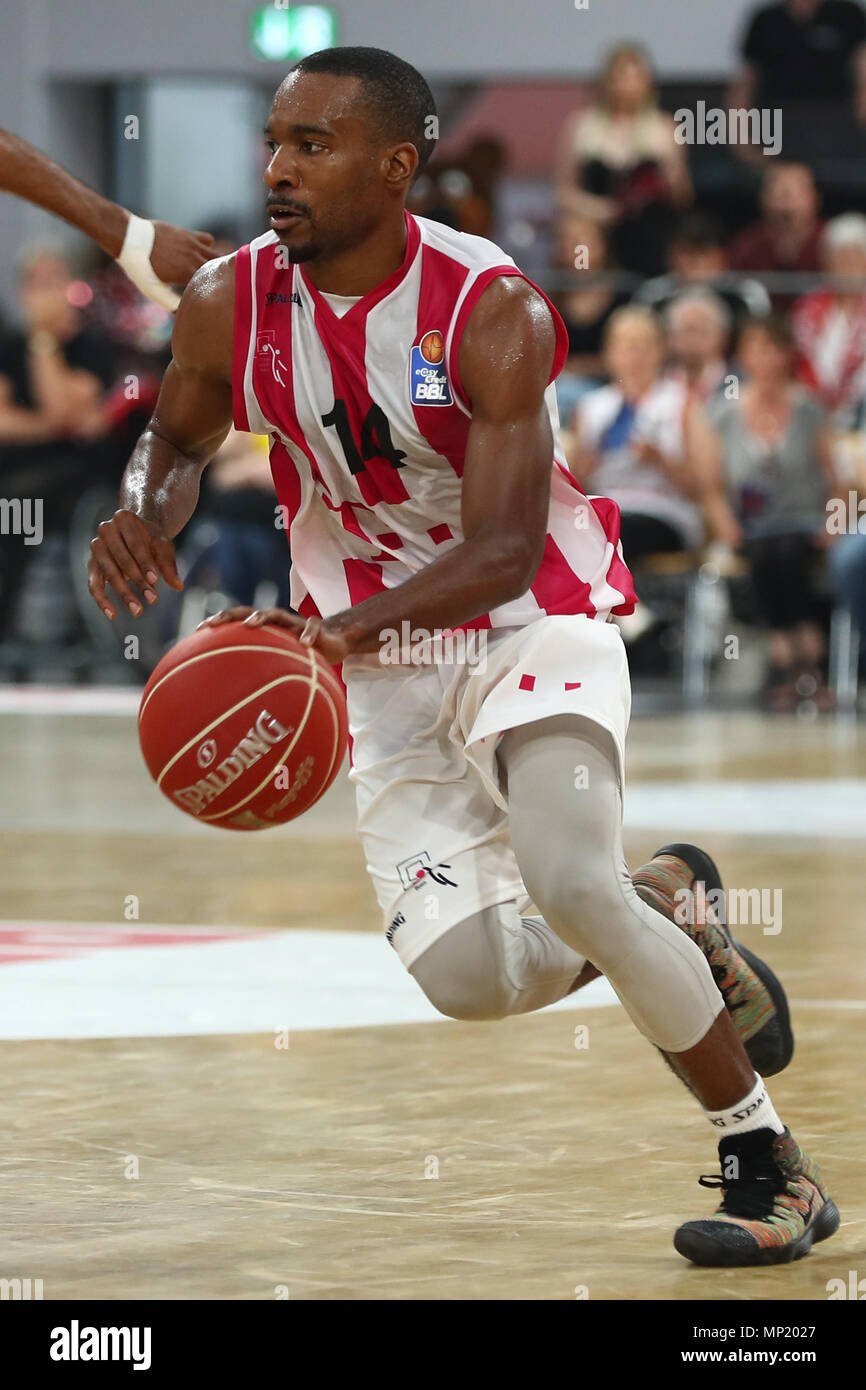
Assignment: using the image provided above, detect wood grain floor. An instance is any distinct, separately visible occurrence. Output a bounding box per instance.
[1,706,864,1300]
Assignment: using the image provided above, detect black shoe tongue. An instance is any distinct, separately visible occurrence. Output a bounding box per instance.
[719,1126,778,1163]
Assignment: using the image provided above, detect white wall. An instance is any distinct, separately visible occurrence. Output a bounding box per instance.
[31,0,757,79]
[0,0,773,306]
[144,80,265,233]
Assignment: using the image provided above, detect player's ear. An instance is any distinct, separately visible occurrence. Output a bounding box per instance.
[384,142,418,192]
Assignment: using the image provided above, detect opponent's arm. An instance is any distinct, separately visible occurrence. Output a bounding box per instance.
[211,276,557,661]
[87,257,235,620]
[0,128,213,297]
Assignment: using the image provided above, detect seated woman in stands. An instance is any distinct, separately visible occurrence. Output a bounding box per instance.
[566,305,713,564]
[707,316,839,710]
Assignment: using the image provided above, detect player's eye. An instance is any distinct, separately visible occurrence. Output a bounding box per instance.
[300,141,326,154]
[264,139,278,155]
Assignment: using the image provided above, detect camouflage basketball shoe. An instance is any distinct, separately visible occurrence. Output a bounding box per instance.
[631,843,794,1077]
[674,1126,840,1266]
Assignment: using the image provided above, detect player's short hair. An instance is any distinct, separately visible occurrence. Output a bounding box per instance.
[292,46,438,175]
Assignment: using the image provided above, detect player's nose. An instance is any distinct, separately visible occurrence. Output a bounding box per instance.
[264,153,300,190]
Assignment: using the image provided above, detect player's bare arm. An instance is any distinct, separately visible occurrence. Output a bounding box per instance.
[87,256,235,620]
[209,276,557,663]
[0,127,214,298]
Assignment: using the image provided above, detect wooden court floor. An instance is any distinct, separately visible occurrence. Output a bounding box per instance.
[0,704,864,1301]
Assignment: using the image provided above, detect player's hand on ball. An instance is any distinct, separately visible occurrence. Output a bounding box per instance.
[202,607,351,664]
[88,509,183,620]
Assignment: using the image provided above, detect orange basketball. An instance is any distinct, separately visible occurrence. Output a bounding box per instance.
[420,330,444,363]
[138,622,348,831]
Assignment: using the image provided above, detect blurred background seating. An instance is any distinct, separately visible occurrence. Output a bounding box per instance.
[2,0,866,713]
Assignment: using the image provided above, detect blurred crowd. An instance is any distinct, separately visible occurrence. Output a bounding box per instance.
[0,229,290,670]
[2,0,866,707]
[412,13,866,711]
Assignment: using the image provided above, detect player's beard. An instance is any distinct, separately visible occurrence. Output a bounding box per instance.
[284,241,321,263]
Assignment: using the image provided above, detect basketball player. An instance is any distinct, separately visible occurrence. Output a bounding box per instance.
[86,48,838,1267]
[0,127,213,307]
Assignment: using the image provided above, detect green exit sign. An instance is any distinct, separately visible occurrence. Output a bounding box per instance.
[250,5,337,62]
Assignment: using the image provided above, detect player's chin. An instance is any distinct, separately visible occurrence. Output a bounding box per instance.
[282,237,320,264]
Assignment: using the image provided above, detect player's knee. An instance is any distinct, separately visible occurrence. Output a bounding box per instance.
[525,860,609,939]
[413,968,513,1022]
[409,921,514,1021]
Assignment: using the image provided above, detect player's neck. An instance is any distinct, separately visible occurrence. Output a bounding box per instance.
[301,214,408,297]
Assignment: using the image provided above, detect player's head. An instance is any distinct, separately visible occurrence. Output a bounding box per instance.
[264,46,438,263]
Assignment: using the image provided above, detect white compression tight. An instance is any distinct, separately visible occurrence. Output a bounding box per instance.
[409,715,723,1053]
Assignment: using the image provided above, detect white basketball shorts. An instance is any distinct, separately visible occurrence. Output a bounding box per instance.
[343,614,632,969]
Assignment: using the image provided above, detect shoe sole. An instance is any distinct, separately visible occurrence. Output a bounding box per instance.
[673,1199,841,1267]
[655,842,795,1077]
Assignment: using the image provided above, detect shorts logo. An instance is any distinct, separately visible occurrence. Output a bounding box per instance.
[409,330,452,406]
[397,851,457,891]
[386,911,405,945]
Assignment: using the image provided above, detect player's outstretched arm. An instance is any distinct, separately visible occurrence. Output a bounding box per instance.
[208,276,557,663]
[87,257,236,621]
[0,127,213,305]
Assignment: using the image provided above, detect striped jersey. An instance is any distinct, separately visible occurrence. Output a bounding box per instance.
[232,211,635,629]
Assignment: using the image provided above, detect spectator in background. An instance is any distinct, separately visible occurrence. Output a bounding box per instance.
[0,244,116,639]
[458,136,507,239]
[826,393,866,666]
[727,163,825,297]
[729,0,866,164]
[551,214,632,423]
[193,429,291,611]
[828,527,866,671]
[636,212,771,324]
[706,316,839,708]
[554,43,692,277]
[791,212,866,426]
[0,244,113,443]
[664,288,733,405]
[567,306,712,562]
[408,140,507,238]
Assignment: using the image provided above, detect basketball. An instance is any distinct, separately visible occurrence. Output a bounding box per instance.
[420,329,444,362]
[138,622,348,830]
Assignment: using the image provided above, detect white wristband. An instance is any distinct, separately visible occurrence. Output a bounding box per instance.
[116,212,180,311]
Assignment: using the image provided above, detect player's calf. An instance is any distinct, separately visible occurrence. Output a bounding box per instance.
[631,844,794,1078]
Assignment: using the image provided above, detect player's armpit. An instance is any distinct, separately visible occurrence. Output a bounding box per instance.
[457,275,558,592]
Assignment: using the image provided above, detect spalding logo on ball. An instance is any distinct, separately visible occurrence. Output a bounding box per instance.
[138,623,348,830]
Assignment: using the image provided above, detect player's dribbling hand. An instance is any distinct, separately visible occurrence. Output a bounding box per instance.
[88,509,183,620]
[201,607,351,665]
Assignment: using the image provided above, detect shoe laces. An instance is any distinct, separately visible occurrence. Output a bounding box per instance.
[698,1151,788,1220]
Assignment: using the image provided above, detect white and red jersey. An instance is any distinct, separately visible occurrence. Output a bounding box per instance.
[232,211,635,629]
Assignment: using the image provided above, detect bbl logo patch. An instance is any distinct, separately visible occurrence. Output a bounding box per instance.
[409,329,452,406]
